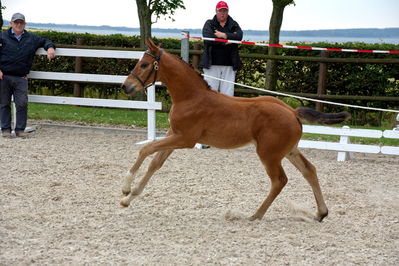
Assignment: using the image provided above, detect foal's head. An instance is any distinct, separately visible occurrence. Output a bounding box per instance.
[122,38,163,96]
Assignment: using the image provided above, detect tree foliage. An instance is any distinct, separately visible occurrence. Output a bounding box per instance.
[0,1,4,29]
[151,0,185,22]
[135,0,185,48]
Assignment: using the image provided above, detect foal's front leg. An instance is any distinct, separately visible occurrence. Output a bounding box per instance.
[121,152,146,195]
[122,128,174,195]
[121,149,173,207]
[120,133,193,207]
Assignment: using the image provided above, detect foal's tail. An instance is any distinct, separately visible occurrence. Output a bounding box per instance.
[295,107,351,125]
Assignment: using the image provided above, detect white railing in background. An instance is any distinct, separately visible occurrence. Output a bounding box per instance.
[12,48,162,143]
[10,48,398,160]
[299,125,399,161]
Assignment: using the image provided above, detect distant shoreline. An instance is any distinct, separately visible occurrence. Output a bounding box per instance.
[19,21,399,37]
[5,20,399,44]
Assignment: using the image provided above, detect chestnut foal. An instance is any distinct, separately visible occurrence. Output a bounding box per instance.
[120,39,349,221]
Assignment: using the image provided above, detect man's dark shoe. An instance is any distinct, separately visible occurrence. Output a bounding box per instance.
[2,131,12,138]
[16,131,30,138]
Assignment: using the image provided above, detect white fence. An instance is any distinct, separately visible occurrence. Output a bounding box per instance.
[17,48,162,143]
[11,48,398,160]
[299,125,399,161]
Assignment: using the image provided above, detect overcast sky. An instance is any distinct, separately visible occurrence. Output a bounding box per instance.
[3,0,399,31]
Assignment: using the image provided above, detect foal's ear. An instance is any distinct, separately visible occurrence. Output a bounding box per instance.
[145,38,159,54]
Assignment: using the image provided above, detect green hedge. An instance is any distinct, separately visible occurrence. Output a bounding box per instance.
[29,31,399,126]
[30,31,183,104]
[236,41,399,126]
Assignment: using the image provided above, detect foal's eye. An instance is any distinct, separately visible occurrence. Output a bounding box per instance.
[141,63,149,68]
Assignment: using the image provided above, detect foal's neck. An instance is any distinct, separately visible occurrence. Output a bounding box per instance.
[160,53,209,102]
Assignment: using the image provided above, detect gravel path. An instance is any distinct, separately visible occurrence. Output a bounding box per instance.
[1,123,398,265]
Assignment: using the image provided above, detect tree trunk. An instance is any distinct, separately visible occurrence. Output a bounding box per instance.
[0,1,3,29]
[265,0,293,90]
[73,38,84,97]
[136,0,152,49]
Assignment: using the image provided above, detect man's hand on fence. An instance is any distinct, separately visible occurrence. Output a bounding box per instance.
[47,48,56,61]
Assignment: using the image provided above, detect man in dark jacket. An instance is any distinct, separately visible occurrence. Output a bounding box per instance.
[199,1,243,96]
[0,13,56,137]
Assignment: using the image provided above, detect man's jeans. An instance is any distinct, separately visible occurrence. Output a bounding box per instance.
[0,75,29,133]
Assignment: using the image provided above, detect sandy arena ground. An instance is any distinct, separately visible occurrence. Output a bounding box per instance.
[1,122,398,265]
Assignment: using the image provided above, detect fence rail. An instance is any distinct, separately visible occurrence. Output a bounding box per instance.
[299,125,399,161]
[12,47,398,161]
[178,36,399,160]
[182,39,399,110]
[50,44,399,106]
[15,48,162,143]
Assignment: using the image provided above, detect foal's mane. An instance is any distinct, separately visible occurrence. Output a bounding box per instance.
[147,38,211,90]
[164,47,212,90]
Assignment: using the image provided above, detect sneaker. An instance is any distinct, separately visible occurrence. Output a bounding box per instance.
[15,131,30,138]
[2,131,12,138]
[195,143,210,149]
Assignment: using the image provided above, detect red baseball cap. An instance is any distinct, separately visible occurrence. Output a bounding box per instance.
[216,1,229,10]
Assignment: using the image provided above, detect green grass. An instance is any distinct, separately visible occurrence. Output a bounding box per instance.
[28,103,399,146]
[28,102,170,128]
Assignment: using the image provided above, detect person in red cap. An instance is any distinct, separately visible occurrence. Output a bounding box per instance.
[199,1,243,96]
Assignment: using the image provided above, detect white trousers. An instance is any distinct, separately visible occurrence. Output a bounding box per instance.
[203,65,236,96]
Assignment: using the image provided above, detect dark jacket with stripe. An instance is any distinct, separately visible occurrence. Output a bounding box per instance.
[199,15,243,71]
[0,28,56,76]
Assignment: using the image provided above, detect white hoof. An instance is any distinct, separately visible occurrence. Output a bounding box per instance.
[120,197,130,207]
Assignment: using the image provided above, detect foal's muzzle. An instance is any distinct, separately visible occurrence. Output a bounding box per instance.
[121,83,136,96]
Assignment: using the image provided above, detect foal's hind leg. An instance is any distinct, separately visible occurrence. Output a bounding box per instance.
[121,149,174,207]
[286,148,328,222]
[250,156,288,221]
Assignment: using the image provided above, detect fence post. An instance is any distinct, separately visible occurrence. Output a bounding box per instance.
[192,42,202,70]
[395,114,399,131]
[146,84,156,141]
[181,31,189,63]
[73,38,84,97]
[337,126,354,161]
[316,51,328,112]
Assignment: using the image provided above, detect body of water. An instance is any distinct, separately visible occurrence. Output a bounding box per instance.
[248,35,399,44]
[30,26,399,45]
